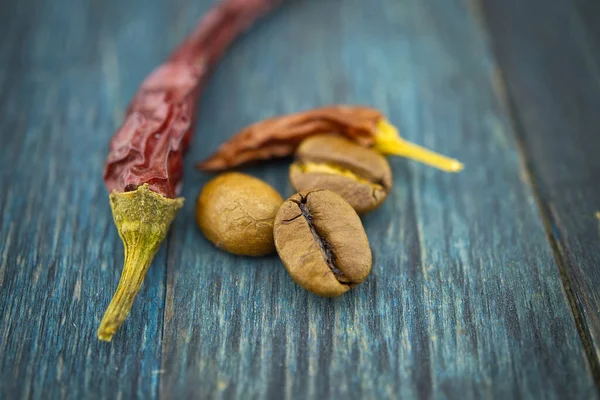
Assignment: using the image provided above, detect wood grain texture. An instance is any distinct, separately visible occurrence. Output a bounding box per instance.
[161,0,597,398]
[0,0,597,399]
[481,0,600,373]
[0,0,173,398]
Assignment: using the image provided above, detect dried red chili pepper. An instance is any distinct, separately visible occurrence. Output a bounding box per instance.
[98,0,282,342]
[196,105,463,173]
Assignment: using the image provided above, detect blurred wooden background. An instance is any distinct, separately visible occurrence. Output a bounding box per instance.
[1,0,599,398]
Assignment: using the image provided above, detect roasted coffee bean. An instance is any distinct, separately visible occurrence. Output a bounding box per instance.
[289,135,392,213]
[196,172,283,256]
[274,189,372,297]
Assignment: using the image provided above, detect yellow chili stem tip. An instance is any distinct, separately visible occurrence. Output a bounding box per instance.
[373,119,464,173]
[97,184,183,342]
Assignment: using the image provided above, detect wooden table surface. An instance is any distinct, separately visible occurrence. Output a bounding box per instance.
[1,0,599,398]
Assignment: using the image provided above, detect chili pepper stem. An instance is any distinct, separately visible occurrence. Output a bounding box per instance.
[373,119,464,172]
[98,184,183,342]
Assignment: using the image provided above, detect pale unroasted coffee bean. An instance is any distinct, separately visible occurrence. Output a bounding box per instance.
[274,189,372,297]
[196,172,283,256]
[289,135,392,213]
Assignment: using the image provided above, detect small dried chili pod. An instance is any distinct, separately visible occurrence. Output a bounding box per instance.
[196,105,463,173]
[98,0,282,342]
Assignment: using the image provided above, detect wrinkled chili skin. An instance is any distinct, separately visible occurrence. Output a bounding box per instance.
[104,0,282,198]
[196,106,384,172]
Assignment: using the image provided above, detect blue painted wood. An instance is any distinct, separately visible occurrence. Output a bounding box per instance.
[481,0,600,377]
[0,0,174,398]
[0,0,597,399]
[161,0,597,398]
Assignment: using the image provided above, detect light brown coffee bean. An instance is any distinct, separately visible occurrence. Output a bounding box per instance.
[274,189,372,297]
[289,135,392,213]
[196,172,283,256]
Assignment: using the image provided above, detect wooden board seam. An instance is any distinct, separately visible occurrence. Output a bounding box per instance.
[481,47,600,390]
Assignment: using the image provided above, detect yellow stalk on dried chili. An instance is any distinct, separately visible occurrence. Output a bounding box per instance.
[97,185,183,342]
[372,119,464,172]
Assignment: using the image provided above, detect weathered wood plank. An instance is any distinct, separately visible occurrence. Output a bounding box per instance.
[160,0,597,398]
[0,0,174,398]
[481,0,600,375]
[1,0,598,398]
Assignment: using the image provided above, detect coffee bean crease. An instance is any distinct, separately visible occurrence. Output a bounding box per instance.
[295,191,351,284]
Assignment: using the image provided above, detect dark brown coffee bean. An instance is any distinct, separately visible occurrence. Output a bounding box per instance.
[289,135,392,214]
[274,189,372,297]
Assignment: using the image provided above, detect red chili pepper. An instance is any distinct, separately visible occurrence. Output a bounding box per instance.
[98,0,282,342]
